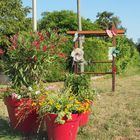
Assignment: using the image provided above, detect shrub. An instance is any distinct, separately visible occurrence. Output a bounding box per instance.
[64,74,96,102]
[116,36,139,73]
[3,30,66,88]
[83,38,112,73]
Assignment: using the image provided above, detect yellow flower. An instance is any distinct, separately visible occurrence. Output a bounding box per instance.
[66,104,71,109]
[56,104,61,109]
[75,100,80,104]
[32,102,36,106]
[64,108,68,113]
[39,102,43,106]
[48,100,54,105]
[69,96,74,101]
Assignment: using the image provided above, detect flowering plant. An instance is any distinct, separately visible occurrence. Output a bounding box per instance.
[3,30,66,89]
[64,74,96,103]
[19,82,91,124]
[4,80,92,126]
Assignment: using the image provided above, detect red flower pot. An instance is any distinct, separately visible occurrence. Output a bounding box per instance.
[79,112,89,127]
[4,97,39,134]
[45,113,80,140]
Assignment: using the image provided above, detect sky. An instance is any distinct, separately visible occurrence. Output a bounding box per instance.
[22,0,140,43]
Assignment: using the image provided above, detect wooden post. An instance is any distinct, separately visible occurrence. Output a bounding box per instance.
[77,0,84,73]
[112,36,116,92]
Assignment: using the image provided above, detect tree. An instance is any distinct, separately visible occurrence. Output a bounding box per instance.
[38,10,99,33]
[0,0,31,36]
[95,11,122,29]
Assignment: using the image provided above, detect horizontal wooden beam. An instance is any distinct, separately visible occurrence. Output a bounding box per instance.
[86,60,113,64]
[67,30,125,36]
[77,72,112,74]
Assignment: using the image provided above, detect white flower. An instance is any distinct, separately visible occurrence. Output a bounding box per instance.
[28,86,33,91]
[35,90,41,95]
[71,48,84,62]
[17,95,21,99]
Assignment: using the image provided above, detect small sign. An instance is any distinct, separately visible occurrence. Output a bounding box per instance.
[108,47,115,60]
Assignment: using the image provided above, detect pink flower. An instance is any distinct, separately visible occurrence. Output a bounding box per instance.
[33,41,40,50]
[33,41,38,46]
[11,93,18,99]
[51,45,55,49]
[11,93,21,99]
[57,53,66,58]
[43,46,47,52]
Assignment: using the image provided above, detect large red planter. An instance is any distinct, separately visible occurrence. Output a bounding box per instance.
[79,112,90,127]
[45,113,80,140]
[79,101,93,127]
[4,97,39,134]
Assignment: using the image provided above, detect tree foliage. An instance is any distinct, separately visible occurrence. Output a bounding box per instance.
[95,11,122,29]
[0,0,31,36]
[38,10,99,33]
[116,36,139,73]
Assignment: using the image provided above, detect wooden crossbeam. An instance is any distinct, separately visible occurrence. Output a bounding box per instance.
[67,30,125,36]
[86,60,113,64]
[77,72,112,74]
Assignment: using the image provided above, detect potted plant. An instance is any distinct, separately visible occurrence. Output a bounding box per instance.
[64,74,96,127]
[30,84,89,140]
[2,30,66,133]
[3,87,40,134]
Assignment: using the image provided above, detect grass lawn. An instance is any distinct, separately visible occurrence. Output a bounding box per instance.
[0,67,140,140]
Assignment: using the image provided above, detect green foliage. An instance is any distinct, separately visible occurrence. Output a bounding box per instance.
[64,74,96,102]
[38,10,99,33]
[44,36,74,81]
[0,59,4,72]
[83,38,112,73]
[95,11,122,29]
[3,30,66,88]
[44,58,66,82]
[64,74,90,95]
[116,36,139,73]
[71,36,139,74]
[0,0,31,35]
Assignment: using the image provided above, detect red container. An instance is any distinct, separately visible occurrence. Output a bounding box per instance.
[4,97,39,134]
[79,112,89,127]
[45,113,80,140]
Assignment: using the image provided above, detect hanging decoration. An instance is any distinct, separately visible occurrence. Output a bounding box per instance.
[73,32,78,42]
[108,47,120,60]
[106,25,118,38]
[71,48,84,63]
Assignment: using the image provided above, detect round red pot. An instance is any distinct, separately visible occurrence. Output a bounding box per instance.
[4,97,39,134]
[45,113,80,140]
[79,112,90,127]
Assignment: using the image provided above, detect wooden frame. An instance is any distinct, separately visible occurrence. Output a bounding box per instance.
[67,28,125,92]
